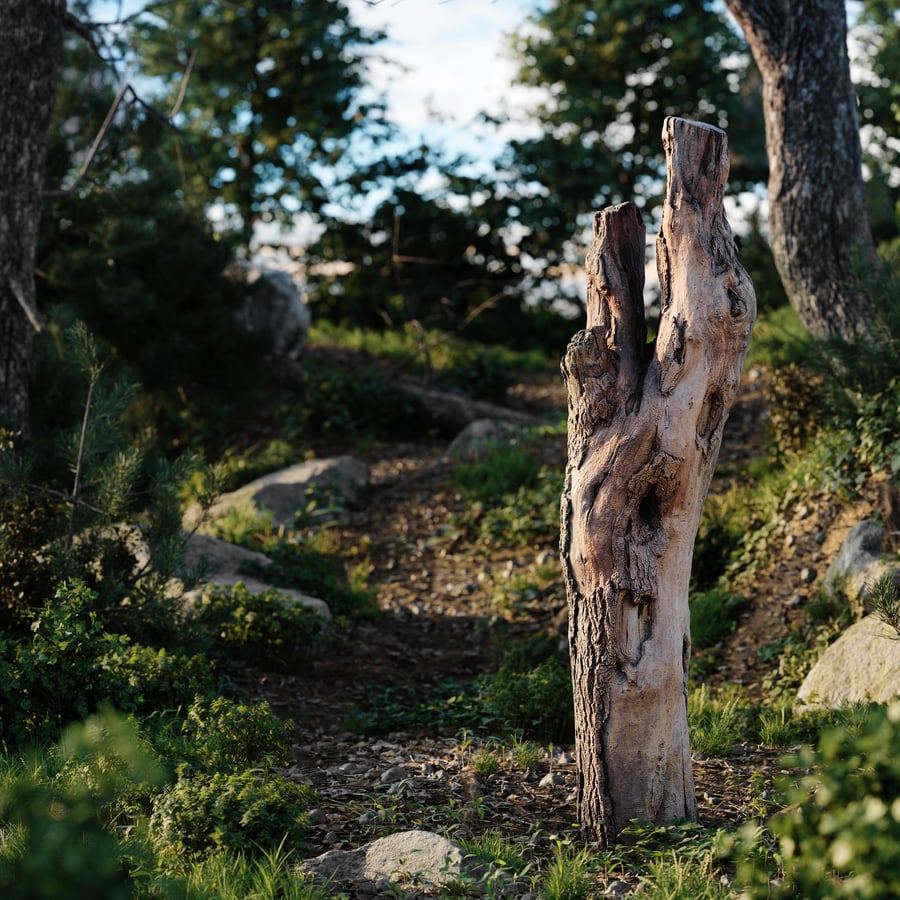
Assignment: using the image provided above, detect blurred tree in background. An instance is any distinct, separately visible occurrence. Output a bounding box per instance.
[131,0,388,237]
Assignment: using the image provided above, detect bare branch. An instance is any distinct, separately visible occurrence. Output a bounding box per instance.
[169,48,197,118]
[7,274,45,334]
[44,81,130,199]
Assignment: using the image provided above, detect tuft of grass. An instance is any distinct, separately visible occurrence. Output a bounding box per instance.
[642,851,731,899]
[688,685,748,757]
[174,841,330,899]
[459,830,530,876]
[540,842,595,900]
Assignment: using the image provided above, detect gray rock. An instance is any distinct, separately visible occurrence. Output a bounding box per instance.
[379,765,408,784]
[824,521,900,618]
[232,262,311,375]
[301,829,510,895]
[180,530,329,618]
[797,614,900,708]
[446,419,527,461]
[180,531,272,581]
[184,456,370,530]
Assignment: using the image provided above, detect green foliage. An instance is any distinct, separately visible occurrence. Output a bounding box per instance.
[170,843,330,900]
[478,657,574,745]
[458,830,529,877]
[149,771,313,870]
[189,583,330,672]
[131,0,385,233]
[1,580,129,744]
[283,350,425,441]
[1,322,219,623]
[453,444,542,503]
[249,536,377,618]
[744,304,813,370]
[504,0,764,292]
[540,842,595,900]
[739,701,900,899]
[40,46,270,445]
[687,685,748,757]
[643,851,731,899]
[0,710,165,899]
[0,580,219,747]
[871,573,900,638]
[816,248,900,479]
[158,696,292,778]
[102,644,218,718]
[689,589,744,650]
[453,463,561,549]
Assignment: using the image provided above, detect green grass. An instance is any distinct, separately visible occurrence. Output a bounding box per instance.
[689,589,744,650]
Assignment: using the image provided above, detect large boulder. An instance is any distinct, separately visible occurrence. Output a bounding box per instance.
[824,520,900,618]
[300,830,510,897]
[797,614,900,709]
[232,262,311,377]
[180,532,330,619]
[184,456,370,531]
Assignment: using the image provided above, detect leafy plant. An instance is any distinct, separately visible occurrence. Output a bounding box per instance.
[478,657,574,744]
[816,247,900,479]
[453,444,542,502]
[739,700,900,898]
[165,696,292,777]
[149,771,313,870]
[0,710,165,899]
[189,582,330,672]
[453,464,561,549]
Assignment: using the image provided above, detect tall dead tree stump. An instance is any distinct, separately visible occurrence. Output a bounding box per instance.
[560,117,756,846]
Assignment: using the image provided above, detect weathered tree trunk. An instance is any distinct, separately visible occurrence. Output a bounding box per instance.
[0,0,66,438]
[560,118,756,846]
[723,0,873,339]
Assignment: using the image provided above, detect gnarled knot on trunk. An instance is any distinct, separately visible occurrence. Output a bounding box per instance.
[562,327,620,462]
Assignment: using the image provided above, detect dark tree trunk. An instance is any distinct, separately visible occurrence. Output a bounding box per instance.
[724,0,873,339]
[0,0,66,438]
[560,118,756,846]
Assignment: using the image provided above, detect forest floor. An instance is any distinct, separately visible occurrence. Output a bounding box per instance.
[238,361,879,891]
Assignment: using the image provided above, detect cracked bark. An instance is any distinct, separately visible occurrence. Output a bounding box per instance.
[723,0,873,339]
[560,118,756,846]
[0,0,66,439]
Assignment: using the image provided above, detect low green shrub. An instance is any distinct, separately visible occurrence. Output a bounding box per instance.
[0,580,221,747]
[149,771,313,870]
[478,657,574,744]
[739,700,900,898]
[189,582,330,672]
[257,538,377,618]
[102,645,219,717]
[172,696,292,776]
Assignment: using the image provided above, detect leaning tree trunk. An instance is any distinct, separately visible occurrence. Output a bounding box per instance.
[723,0,873,339]
[560,117,756,846]
[0,0,66,439]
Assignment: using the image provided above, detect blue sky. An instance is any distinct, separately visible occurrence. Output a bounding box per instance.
[351,0,540,162]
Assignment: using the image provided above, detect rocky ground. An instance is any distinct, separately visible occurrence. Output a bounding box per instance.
[238,366,880,895]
